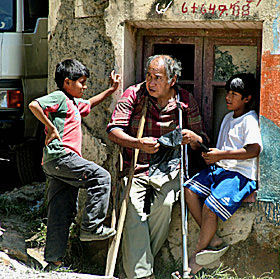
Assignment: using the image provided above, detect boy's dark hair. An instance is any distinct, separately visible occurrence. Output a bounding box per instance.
[55,59,90,90]
[225,73,257,99]
[225,73,258,108]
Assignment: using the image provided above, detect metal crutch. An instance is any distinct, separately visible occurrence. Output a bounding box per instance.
[171,101,190,279]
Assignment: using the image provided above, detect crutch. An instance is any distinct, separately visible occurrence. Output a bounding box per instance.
[105,96,148,277]
[171,101,190,279]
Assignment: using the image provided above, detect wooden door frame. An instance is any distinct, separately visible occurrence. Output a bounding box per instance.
[141,35,203,108]
[136,28,262,138]
[203,35,262,136]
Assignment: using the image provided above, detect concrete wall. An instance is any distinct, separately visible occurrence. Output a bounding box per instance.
[48,0,280,276]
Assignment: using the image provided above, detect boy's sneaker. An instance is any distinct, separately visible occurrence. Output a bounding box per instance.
[80,225,116,241]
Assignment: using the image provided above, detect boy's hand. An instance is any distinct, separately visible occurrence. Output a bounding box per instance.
[202,148,222,165]
[45,127,61,146]
[110,70,121,91]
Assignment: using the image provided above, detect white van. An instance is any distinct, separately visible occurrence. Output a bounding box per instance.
[0,0,48,184]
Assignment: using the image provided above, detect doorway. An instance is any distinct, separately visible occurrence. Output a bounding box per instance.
[136,28,262,143]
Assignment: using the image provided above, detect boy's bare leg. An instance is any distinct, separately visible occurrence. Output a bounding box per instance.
[184,188,222,247]
[184,188,203,226]
[188,204,218,275]
[196,204,218,252]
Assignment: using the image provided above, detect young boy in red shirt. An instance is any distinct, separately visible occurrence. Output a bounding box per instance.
[29,59,120,271]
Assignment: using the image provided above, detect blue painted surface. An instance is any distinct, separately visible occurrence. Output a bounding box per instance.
[257,116,280,203]
[257,201,280,226]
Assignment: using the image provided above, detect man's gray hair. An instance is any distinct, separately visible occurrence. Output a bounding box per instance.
[145,55,182,83]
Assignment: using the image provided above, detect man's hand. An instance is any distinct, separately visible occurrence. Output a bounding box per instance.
[202,148,222,165]
[45,126,61,146]
[182,129,200,145]
[110,70,121,91]
[138,137,160,154]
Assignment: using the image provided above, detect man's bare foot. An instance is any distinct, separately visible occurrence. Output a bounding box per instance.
[189,252,202,275]
[171,251,205,279]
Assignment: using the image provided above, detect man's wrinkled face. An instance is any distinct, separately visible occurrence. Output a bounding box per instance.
[145,58,173,100]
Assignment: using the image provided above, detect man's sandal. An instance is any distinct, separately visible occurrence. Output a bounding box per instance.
[196,243,229,265]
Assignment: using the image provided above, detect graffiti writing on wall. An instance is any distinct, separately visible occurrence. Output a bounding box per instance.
[181,0,260,16]
[155,0,263,16]
[156,1,173,14]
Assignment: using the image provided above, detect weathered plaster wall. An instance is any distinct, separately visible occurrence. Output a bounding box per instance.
[48,0,280,276]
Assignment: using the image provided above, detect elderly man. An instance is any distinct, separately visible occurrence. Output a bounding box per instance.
[107,55,208,279]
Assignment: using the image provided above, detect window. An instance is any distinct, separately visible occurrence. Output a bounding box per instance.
[0,0,16,32]
[24,0,48,32]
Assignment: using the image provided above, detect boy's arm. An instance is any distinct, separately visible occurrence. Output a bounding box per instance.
[29,100,61,145]
[89,70,121,108]
[202,144,261,165]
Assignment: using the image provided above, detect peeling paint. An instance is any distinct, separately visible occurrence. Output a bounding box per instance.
[258,50,280,223]
[214,48,238,81]
[258,116,280,204]
[214,46,257,81]
[260,51,280,127]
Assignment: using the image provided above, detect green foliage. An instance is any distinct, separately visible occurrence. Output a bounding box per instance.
[154,257,182,279]
[195,264,274,278]
[0,192,47,246]
[0,195,29,216]
[25,222,47,248]
[0,191,46,220]
[157,264,275,279]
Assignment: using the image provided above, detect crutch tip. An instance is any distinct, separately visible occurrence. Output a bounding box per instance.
[171,271,181,279]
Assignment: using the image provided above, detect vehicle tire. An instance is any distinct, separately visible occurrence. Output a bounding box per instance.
[15,140,45,185]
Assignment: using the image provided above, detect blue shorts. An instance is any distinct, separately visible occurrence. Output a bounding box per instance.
[184,165,256,221]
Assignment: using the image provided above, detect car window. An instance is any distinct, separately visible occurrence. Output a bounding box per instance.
[0,0,15,32]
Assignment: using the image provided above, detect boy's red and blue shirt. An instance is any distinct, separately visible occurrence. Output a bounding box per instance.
[36,90,91,164]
